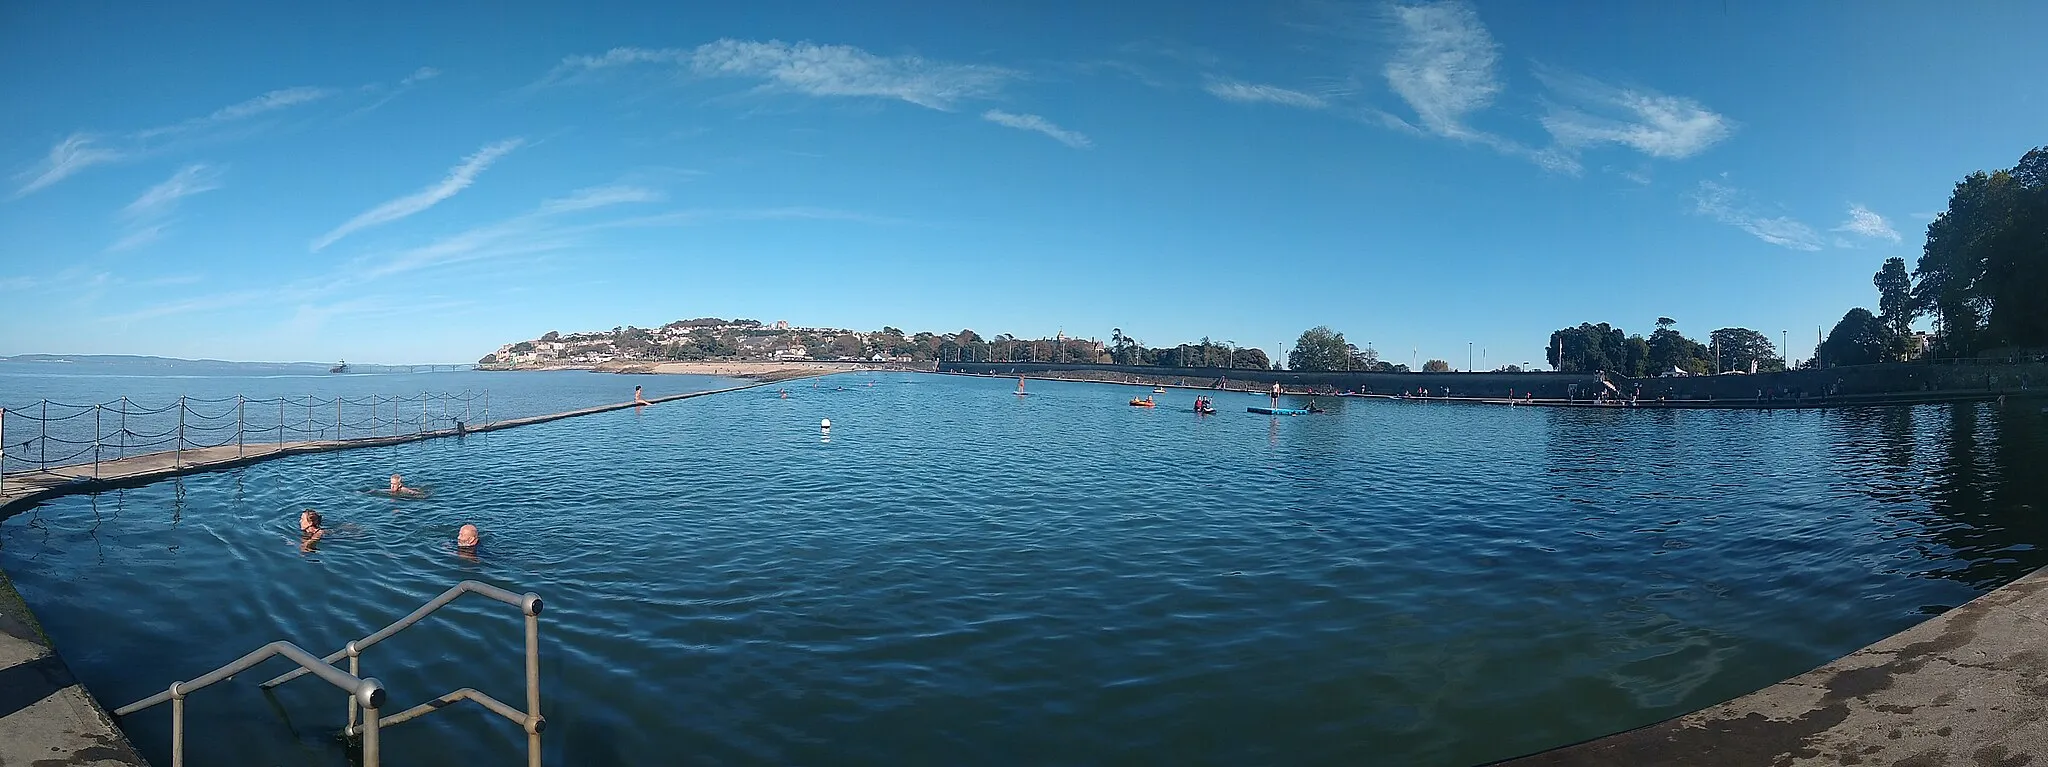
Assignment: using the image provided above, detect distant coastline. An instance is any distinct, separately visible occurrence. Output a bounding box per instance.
[478,359,932,382]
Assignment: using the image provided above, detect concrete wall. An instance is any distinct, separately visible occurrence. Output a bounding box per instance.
[940,360,2048,401]
[939,361,1599,398]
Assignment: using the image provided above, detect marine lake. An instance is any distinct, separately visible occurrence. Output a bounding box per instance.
[3,369,2046,765]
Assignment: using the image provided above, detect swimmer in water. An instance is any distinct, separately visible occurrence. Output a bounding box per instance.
[388,474,424,497]
[300,509,327,551]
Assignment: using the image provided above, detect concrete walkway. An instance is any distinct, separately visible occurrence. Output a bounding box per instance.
[0,378,801,765]
[0,379,790,517]
[1499,565,2048,766]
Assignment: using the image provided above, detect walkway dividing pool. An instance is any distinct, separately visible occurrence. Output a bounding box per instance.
[0,377,804,765]
[0,379,795,517]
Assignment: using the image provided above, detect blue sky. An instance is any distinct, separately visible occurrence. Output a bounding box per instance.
[3,1,2043,366]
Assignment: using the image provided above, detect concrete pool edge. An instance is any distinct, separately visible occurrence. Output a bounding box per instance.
[1494,563,2048,766]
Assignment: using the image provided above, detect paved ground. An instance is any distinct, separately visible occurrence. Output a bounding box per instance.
[1499,565,2048,766]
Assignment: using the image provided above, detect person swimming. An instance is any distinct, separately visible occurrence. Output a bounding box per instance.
[388,474,425,497]
[299,509,327,551]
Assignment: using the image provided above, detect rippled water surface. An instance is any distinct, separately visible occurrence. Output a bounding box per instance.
[5,373,2048,766]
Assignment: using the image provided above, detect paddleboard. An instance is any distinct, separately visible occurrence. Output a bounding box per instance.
[1248,406,1308,415]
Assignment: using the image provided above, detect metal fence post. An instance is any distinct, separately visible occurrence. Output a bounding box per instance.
[238,396,246,458]
[41,400,48,470]
[526,599,543,767]
[484,390,490,427]
[337,398,343,441]
[361,698,382,767]
[118,397,128,460]
[421,390,428,434]
[1,407,7,492]
[371,397,378,439]
[169,682,186,767]
[347,643,361,733]
[278,400,285,446]
[93,404,102,480]
[176,396,186,469]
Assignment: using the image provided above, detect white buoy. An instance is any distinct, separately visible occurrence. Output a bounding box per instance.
[821,418,832,429]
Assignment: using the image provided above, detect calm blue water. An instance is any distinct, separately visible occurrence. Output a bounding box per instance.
[4,372,2047,766]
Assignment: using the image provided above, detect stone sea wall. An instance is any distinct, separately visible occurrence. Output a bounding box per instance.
[939,361,2048,401]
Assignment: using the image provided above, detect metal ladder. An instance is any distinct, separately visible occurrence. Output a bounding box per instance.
[112,580,547,767]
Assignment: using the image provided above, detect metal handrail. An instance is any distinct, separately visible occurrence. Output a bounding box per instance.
[113,580,543,767]
[261,580,546,767]
[113,641,388,767]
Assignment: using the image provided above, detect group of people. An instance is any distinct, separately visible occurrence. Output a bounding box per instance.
[296,473,480,558]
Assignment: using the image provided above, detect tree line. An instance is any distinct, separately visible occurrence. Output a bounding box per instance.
[1814,146,2046,366]
[1543,319,1783,376]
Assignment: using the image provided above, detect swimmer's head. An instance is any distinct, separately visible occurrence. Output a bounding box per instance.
[457,524,480,548]
[301,509,323,530]
[389,474,402,489]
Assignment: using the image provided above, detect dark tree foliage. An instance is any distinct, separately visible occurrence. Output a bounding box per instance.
[1911,146,2048,355]
[1421,359,1451,372]
[1708,328,1784,373]
[1817,308,1890,367]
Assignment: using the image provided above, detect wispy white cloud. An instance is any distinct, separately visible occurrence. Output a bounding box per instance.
[106,224,170,253]
[133,87,336,141]
[1383,1,1501,140]
[981,110,1092,148]
[539,40,1018,112]
[107,163,224,252]
[1692,180,1822,251]
[13,86,335,198]
[11,134,126,198]
[1204,79,1327,109]
[400,67,441,86]
[1833,203,1900,243]
[539,184,664,214]
[123,163,222,219]
[1536,70,1732,163]
[311,138,524,251]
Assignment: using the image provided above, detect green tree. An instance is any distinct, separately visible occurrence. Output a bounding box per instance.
[540,331,560,343]
[1232,347,1271,369]
[1873,256,1915,361]
[1288,326,1353,371]
[1655,317,1676,330]
[1708,328,1783,373]
[1912,146,2048,355]
[1546,322,1627,372]
[1421,359,1451,372]
[1816,308,1890,367]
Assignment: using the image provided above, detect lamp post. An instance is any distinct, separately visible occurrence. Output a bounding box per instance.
[1782,329,1789,369]
[1467,342,1473,372]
